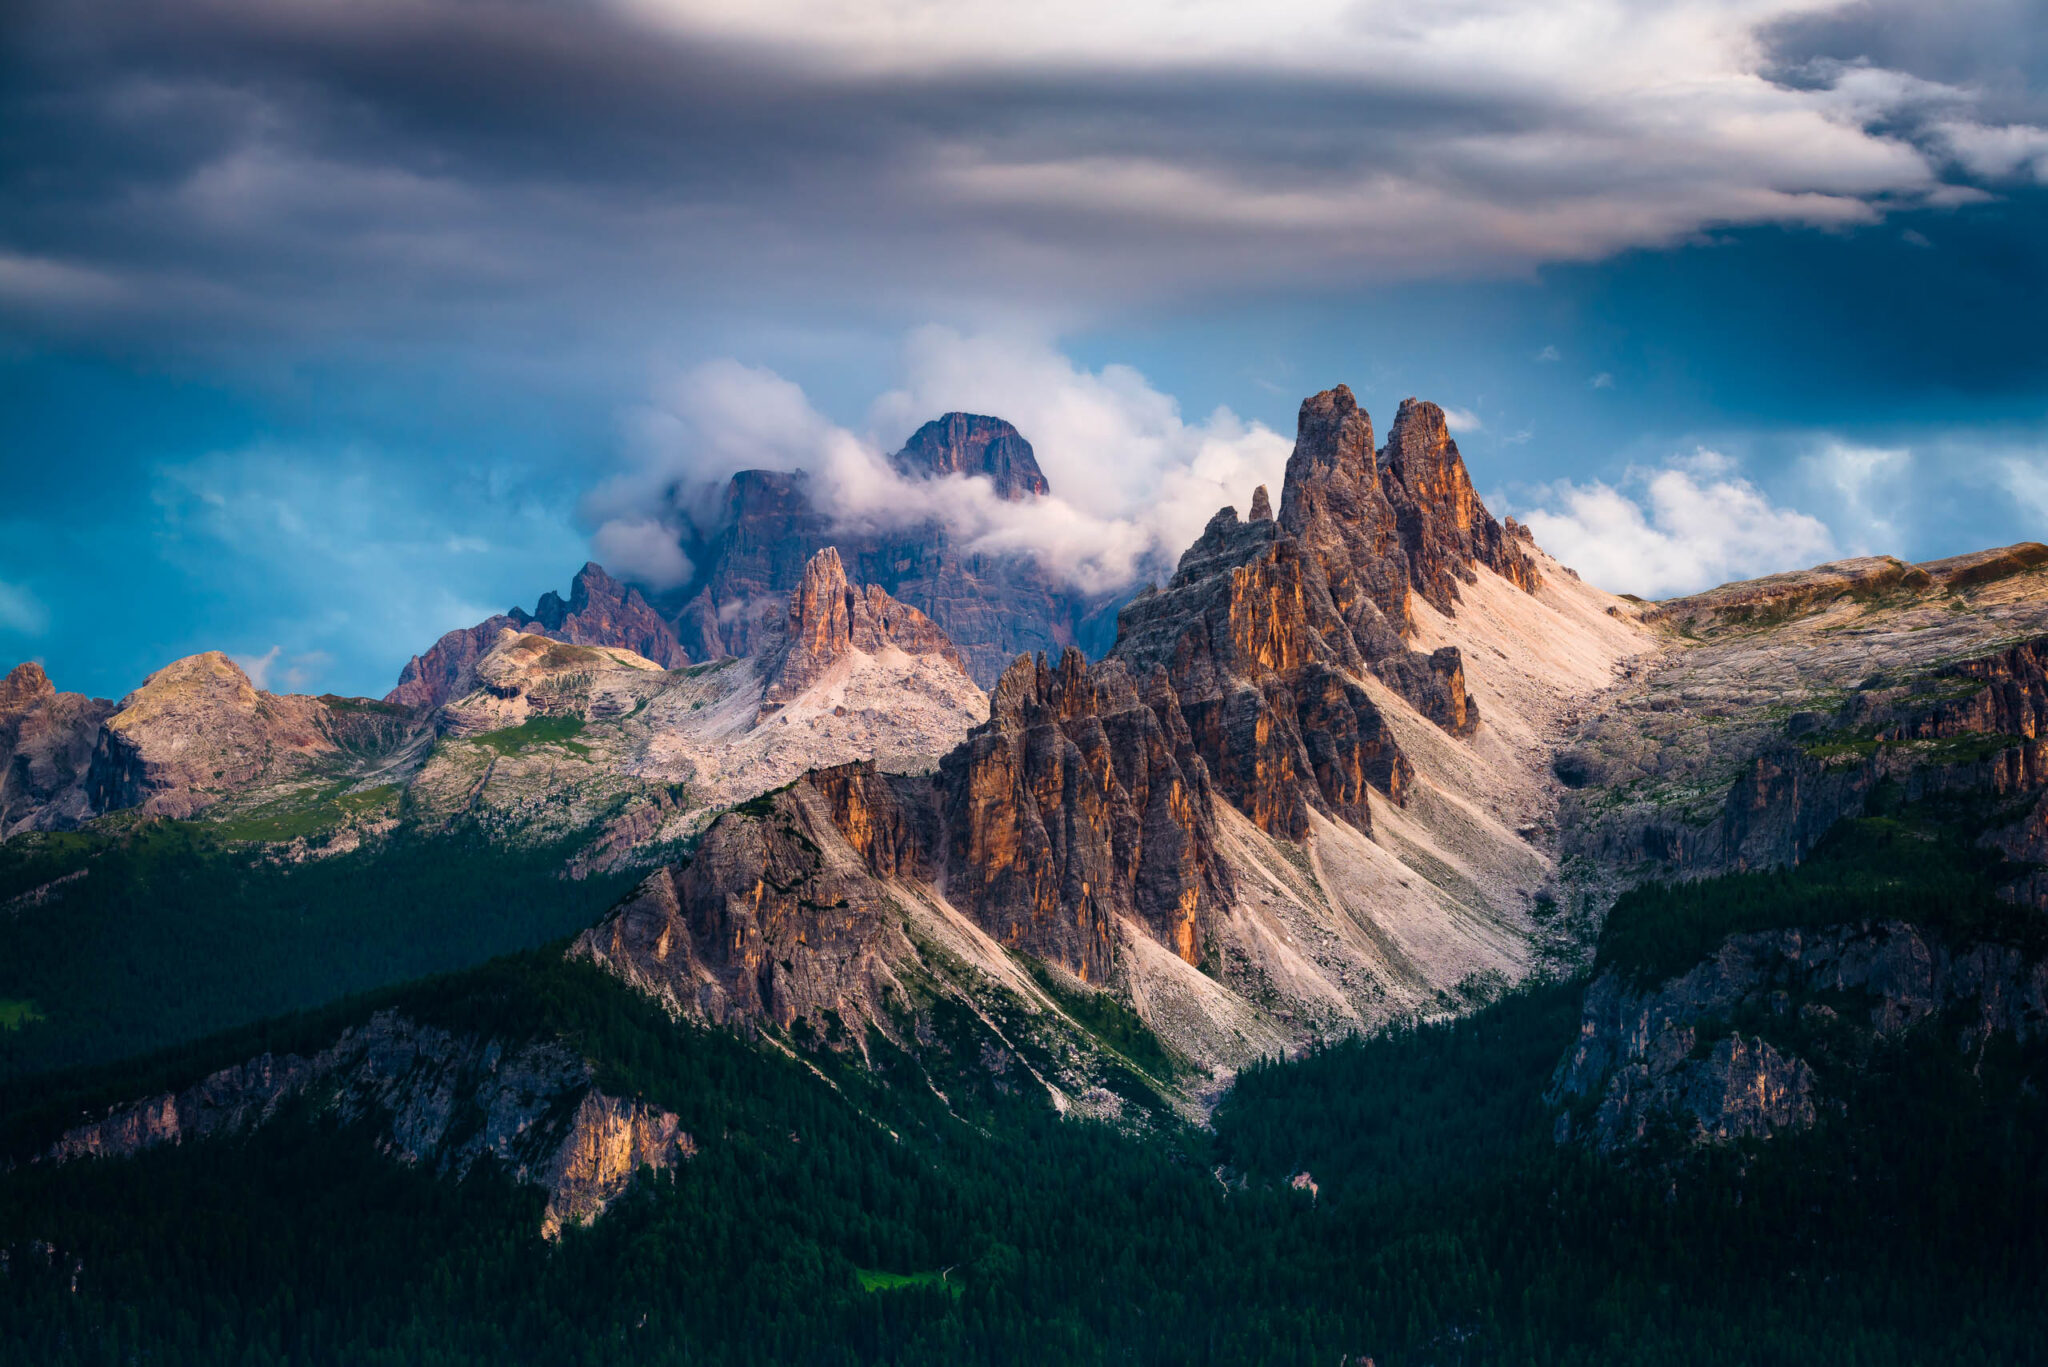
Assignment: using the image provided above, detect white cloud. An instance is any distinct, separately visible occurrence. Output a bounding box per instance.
[1517,450,1837,598]
[1440,407,1483,434]
[591,331,1294,596]
[1798,440,1913,553]
[1589,372,1615,390]
[1935,120,2048,183]
[1535,346,1560,363]
[1996,455,2048,522]
[0,579,49,636]
[233,645,282,689]
[593,517,695,590]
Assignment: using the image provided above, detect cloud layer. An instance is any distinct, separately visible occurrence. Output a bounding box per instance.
[586,332,1293,594]
[1516,451,1839,598]
[5,0,2046,355]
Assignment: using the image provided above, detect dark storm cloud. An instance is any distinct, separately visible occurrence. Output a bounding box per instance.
[4,0,2037,358]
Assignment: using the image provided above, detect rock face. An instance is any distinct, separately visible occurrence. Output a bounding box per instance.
[389,562,686,709]
[87,653,347,820]
[663,415,1112,684]
[1562,631,2048,881]
[0,663,112,836]
[763,548,970,707]
[42,1010,691,1239]
[578,385,1595,1054]
[938,651,1233,980]
[891,412,1050,500]
[1550,922,2048,1153]
[572,777,914,1030]
[436,631,667,738]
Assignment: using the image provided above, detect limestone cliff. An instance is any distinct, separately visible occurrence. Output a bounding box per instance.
[763,547,971,708]
[0,663,112,836]
[1550,921,2048,1154]
[40,1010,691,1239]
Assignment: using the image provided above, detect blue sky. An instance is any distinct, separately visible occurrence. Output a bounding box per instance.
[3,0,2046,700]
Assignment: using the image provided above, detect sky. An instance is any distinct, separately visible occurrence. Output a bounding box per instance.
[3,0,2046,700]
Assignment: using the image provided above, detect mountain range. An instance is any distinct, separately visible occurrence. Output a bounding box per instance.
[4,387,2047,1363]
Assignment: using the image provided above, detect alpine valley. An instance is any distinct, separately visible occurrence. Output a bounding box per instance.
[4,391,2046,1366]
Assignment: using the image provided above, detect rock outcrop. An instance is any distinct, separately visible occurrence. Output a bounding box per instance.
[435,631,667,737]
[572,777,914,1031]
[0,663,112,836]
[663,415,1113,684]
[938,651,1233,979]
[389,562,686,709]
[42,1010,691,1239]
[763,548,970,707]
[1551,921,2048,1154]
[1562,633,2048,879]
[87,653,348,820]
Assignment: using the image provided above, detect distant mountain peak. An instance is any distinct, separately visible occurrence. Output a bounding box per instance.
[891,412,1049,501]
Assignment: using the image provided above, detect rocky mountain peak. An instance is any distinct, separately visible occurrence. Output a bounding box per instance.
[2,661,56,713]
[892,412,1050,501]
[1284,384,1377,486]
[764,547,971,706]
[389,560,686,710]
[1248,484,1274,522]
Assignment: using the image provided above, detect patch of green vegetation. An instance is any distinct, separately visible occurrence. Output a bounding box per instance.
[1024,961,1181,1081]
[684,657,740,678]
[0,1000,44,1032]
[316,695,409,716]
[855,1267,961,1297]
[473,714,590,757]
[208,784,400,844]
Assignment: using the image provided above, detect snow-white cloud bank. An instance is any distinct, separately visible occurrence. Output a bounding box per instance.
[1516,450,1838,599]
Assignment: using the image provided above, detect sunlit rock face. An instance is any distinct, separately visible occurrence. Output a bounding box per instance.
[578,385,1589,1064]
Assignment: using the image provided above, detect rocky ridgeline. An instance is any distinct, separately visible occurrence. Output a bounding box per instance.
[389,562,686,710]
[1559,564,2048,884]
[35,1010,689,1239]
[572,386,1571,1055]
[1,653,426,833]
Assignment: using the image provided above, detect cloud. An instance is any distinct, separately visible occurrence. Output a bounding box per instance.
[1440,406,1482,434]
[593,517,695,590]
[1589,372,1615,389]
[1996,453,2048,522]
[0,580,50,636]
[1517,450,1838,598]
[591,331,1293,595]
[1798,440,1913,553]
[1535,346,1560,362]
[232,645,282,689]
[233,645,334,692]
[4,0,2045,356]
